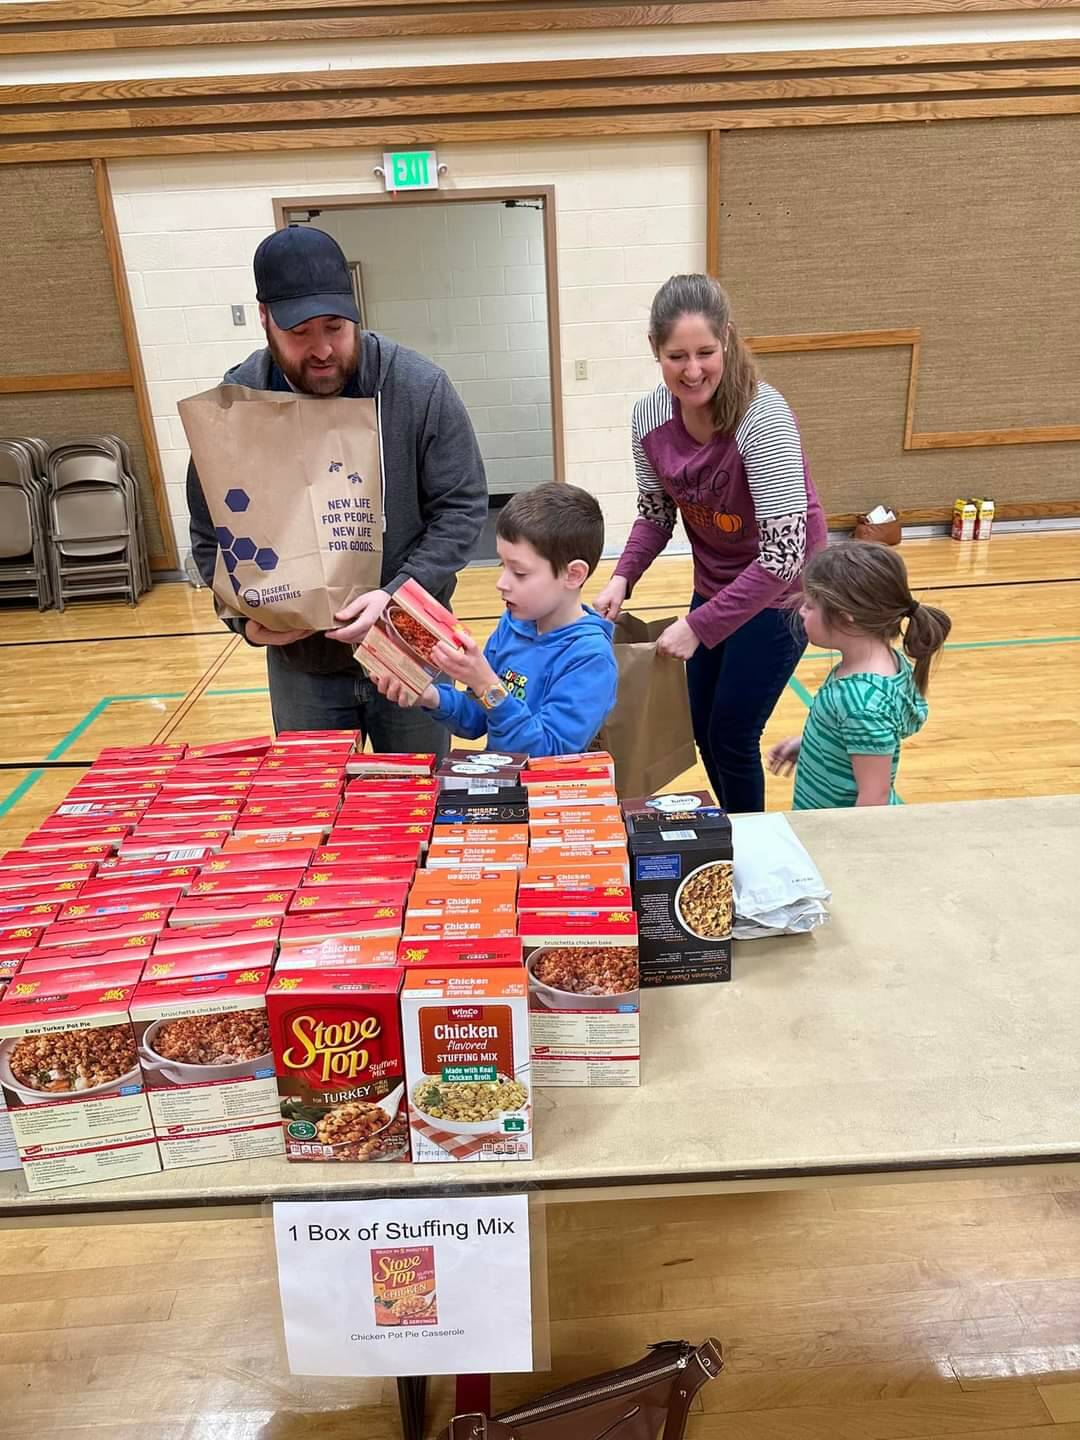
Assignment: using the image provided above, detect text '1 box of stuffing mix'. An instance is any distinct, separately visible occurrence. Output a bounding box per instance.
[519,908,640,1088]
[129,965,283,1171]
[400,968,531,1163]
[0,978,160,1192]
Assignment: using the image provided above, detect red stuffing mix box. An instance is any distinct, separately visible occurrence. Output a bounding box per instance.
[130,966,282,1171]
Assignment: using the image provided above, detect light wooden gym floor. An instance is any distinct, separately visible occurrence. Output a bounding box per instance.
[1,531,1079,1440]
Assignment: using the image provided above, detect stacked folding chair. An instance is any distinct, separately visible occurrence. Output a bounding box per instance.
[45,435,150,609]
[0,437,52,611]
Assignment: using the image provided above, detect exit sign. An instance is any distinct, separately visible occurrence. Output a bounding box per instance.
[382,150,439,192]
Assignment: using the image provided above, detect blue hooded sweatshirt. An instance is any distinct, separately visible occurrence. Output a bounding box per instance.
[429,607,617,758]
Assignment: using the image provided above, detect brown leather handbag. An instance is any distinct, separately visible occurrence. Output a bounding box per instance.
[443,1338,723,1440]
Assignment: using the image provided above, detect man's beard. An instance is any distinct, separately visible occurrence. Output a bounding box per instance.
[266,325,360,396]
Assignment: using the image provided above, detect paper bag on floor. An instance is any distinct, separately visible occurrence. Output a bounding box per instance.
[179,384,384,633]
[597,612,697,798]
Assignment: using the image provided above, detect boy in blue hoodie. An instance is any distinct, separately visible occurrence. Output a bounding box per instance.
[373,483,617,757]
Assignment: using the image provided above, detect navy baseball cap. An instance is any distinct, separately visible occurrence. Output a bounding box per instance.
[253,226,361,330]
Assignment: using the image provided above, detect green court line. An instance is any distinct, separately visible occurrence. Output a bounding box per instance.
[0,627,1073,820]
[786,673,815,708]
[799,633,1080,663]
[0,697,116,819]
[0,685,271,819]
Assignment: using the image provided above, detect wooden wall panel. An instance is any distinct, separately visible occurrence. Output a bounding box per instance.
[718,116,1080,518]
[0,161,175,566]
[763,347,1079,519]
[1,2,1076,57]
[0,165,128,377]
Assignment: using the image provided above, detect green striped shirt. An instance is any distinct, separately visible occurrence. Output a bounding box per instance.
[792,653,928,810]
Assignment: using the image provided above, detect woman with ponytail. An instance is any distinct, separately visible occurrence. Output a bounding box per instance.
[596,275,827,812]
[767,540,951,808]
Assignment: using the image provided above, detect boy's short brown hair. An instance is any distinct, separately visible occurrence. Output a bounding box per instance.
[495,482,604,580]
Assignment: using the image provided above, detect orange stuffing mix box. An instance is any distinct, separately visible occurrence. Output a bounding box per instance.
[405,889,516,921]
[273,937,399,970]
[130,966,283,1171]
[520,861,629,889]
[0,979,160,1192]
[526,780,618,810]
[428,825,528,849]
[528,751,615,781]
[265,968,408,1162]
[402,918,518,944]
[398,938,522,968]
[400,967,531,1162]
[425,842,528,871]
[528,806,621,832]
[527,823,628,851]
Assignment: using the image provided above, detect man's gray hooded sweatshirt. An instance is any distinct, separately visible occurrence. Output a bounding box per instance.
[187,332,487,675]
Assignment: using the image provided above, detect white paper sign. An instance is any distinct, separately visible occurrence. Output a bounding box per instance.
[273,1194,532,1376]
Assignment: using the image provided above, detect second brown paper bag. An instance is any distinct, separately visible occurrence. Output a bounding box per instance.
[179,384,384,632]
[598,612,698,798]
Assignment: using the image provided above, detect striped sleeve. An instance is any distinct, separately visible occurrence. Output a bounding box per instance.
[736,382,809,584]
[613,386,677,590]
[684,383,809,649]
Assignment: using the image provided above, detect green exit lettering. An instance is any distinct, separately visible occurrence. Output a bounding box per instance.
[384,150,439,192]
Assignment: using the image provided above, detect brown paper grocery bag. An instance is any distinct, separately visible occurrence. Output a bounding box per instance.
[179,384,384,632]
[597,612,698,798]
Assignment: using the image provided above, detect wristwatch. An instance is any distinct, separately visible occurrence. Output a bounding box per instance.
[475,680,509,710]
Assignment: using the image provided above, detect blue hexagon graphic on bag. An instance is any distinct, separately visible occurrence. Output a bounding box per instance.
[215,526,235,549]
[222,550,239,573]
[224,488,251,513]
[232,535,257,562]
[254,547,279,572]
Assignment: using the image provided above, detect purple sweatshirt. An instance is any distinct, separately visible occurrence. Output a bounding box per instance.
[613,382,827,649]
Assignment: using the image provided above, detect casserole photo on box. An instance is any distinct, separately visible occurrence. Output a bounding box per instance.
[137,1009,274,1088]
